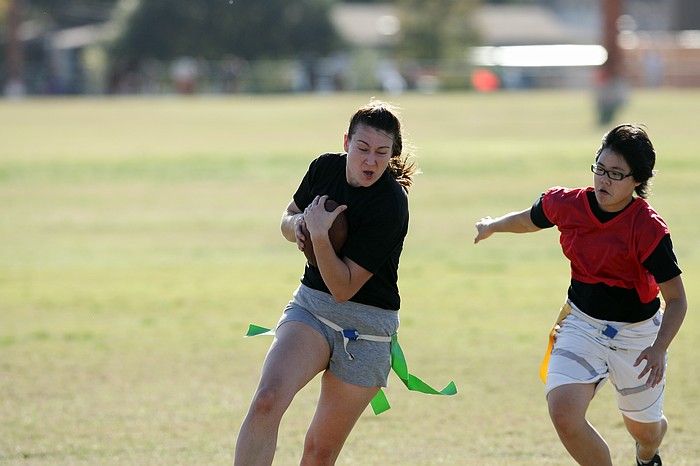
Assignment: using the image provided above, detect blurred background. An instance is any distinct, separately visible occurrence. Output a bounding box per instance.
[2,0,700,102]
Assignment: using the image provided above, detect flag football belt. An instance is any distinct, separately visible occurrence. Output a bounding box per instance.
[246,316,457,415]
[311,313,392,360]
[539,301,622,383]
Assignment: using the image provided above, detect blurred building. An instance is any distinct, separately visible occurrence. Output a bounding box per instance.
[1,0,134,95]
[471,4,601,89]
[330,3,400,49]
[471,0,700,89]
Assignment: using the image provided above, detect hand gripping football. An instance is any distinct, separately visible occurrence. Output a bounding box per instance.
[301,198,348,267]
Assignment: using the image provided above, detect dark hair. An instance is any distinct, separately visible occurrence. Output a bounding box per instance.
[595,124,656,198]
[347,99,417,190]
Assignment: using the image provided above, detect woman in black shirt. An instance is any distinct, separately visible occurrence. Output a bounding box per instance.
[235,100,416,465]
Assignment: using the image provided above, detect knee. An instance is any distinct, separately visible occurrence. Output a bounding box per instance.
[249,385,287,418]
[303,434,338,465]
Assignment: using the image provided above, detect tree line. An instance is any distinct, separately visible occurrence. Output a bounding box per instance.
[6,0,477,62]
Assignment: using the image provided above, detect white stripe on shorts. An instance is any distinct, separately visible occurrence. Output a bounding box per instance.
[545,301,666,423]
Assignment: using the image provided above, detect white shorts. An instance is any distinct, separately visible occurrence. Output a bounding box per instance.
[545,301,666,423]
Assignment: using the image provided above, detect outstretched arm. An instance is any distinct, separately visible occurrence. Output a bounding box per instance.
[474,208,540,244]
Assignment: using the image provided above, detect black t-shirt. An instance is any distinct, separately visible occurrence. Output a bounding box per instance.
[530,190,682,322]
[293,153,409,310]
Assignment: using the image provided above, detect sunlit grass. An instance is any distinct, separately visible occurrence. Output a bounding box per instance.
[1,90,698,465]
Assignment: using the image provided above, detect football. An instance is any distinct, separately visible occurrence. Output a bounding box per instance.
[301,198,349,267]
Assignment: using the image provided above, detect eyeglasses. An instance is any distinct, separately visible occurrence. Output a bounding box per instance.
[590,164,634,181]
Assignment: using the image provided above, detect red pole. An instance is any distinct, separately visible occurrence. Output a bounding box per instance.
[601,0,623,79]
[596,0,626,126]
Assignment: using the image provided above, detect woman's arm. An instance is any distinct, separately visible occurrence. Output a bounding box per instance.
[474,208,541,244]
[635,274,687,387]
[304,195,371,302]
[281,200,306,248]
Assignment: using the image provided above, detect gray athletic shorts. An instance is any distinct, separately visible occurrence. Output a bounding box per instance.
[276,284,399,388]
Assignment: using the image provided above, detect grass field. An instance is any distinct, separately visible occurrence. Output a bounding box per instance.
[1,91,698,465]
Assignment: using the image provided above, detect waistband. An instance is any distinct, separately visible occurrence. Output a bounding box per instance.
[566,299,661,337]
[293,284,399,338]
[296,284,398,313]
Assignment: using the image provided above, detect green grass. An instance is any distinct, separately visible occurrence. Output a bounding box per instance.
[1,91,698,465]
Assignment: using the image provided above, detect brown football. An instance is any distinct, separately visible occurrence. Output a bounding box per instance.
[301,198,349,267]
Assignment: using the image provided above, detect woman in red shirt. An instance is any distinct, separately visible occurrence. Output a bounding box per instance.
[474,124,687,466]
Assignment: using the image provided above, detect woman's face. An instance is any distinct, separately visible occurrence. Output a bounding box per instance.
[344,123,394,188]
[593,148,641,212]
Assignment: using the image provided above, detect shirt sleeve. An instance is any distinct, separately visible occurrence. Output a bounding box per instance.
[530,193,555,229]
[642,234,682,283]
[292,158,318,210]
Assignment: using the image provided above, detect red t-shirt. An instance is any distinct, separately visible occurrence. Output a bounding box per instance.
[541,186,669,304]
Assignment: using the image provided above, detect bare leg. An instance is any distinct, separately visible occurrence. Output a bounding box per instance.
[623,415,667,463]
[300,371,379,466]
[547,383,612,466]
[234,322,330,466]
